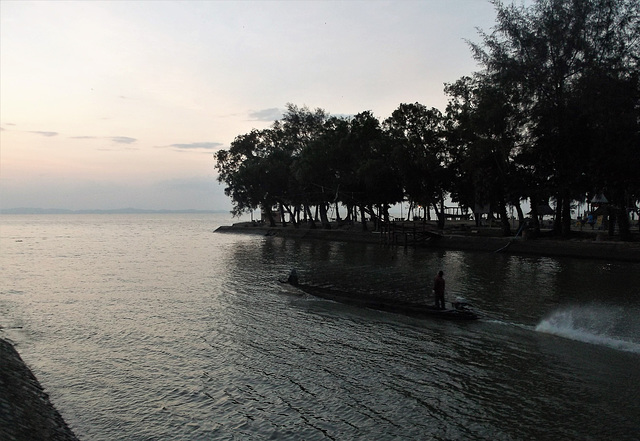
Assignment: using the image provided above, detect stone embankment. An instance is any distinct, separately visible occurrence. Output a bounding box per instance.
[216,222,640,262]
[0,338,79,441]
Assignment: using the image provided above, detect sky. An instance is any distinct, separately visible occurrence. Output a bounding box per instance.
[1,0,500,211]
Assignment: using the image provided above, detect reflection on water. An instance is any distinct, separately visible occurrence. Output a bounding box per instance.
[1,214,639,440]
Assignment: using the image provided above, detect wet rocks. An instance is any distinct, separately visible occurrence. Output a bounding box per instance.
[0,338,78,441]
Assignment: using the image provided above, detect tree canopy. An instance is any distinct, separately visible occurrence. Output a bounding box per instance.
[215,0,639,239]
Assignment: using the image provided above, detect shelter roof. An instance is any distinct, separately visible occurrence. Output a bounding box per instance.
[528,204,555,216]
[591,193,608,204]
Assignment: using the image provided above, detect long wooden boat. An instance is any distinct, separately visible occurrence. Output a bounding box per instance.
[283,280,479,321]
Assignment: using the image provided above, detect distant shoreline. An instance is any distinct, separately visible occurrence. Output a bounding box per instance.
[0,208,228,215]
[216,221,640,263]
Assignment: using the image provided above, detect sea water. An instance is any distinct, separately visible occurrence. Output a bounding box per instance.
[1,214,639,440]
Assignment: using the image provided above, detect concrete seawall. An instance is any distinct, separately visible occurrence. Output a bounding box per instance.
[216,224,640,262]
[0,338,79,441]
[432,234,640,262]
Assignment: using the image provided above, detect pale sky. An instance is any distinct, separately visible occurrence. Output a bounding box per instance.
[1,0,499,211]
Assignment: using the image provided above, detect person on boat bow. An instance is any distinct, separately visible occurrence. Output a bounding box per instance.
[433,270,445,309]
[287,269,299,286]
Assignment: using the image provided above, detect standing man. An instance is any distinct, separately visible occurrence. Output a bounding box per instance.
[433,270,445,309]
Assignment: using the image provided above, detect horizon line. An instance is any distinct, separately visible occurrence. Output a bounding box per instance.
[0,207,232,215]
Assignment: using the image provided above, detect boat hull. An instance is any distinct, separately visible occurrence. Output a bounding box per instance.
[290,283,478,321]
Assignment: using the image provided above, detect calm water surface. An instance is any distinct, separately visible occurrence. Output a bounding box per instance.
[1,214,639,440]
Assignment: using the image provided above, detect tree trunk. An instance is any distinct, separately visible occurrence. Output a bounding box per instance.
[561,195,571,237]
[614,191,631,241]
[319,203,331,229]
[382,204,391,226]
[498,198,511,236]
[434,193,445,230]
[304,204,317,229]
[282,204,299,228]
[279,203,287,227]
[359,205,368,231]
[368,205,378,230]
[553,195,563,235]
[618,204,631,241]
[515,202,525,229]
[262,202,276,227]
[529,195,540,237]
[608,208,616,237]
[344,204,352,222]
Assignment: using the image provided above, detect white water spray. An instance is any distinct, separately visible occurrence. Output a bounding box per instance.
[535,304,640,354]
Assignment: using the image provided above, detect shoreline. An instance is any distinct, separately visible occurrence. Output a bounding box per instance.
[216,222,640,262]
[0,338,79,441]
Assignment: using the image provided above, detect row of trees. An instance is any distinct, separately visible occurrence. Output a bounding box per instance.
[215,0,639,239]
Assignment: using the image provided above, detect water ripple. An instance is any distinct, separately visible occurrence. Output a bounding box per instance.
[1,214,639,440]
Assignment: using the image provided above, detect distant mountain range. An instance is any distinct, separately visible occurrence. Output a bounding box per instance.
[0,207,229,215]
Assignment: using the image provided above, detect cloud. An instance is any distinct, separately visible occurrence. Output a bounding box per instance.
[110,136,137,144]
[69,135,137,145]
[248,108,283,121]
[29,131,58,137]
[169,142,223,151]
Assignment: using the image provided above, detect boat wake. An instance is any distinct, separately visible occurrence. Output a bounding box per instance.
[535,304,640,354]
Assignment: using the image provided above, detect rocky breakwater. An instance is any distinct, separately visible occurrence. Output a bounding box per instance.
[0,338,78,441]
